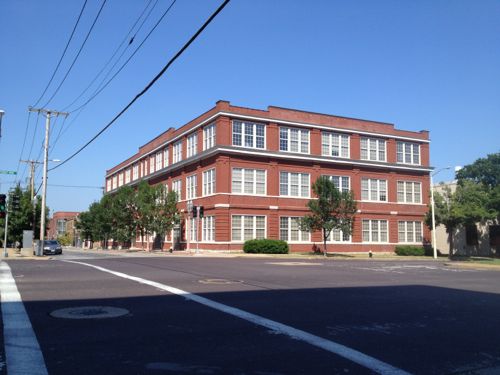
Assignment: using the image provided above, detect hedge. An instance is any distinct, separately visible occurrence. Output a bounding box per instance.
[243,239,289,254]
[395,245,425,256]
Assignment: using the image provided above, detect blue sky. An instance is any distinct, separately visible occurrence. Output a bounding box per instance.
[0,0,499,214]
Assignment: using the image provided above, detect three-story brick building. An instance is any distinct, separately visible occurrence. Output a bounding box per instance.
[105,101,431,253]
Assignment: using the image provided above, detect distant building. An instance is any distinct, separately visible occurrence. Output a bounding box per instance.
[47,211,81,246]
[433,182,499,256]
[105,101,431,253]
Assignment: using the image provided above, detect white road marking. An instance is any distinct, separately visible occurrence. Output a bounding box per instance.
[63,260,410,375]
[0,262,48,375]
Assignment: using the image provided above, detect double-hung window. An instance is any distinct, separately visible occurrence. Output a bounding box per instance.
[232,215,266,241]
[232,120,265,149]
[324,175,350,193]
[203,123,216,150]
[172,180,182,200]
[163,147,169,168]
[173,141,182,163]
[280,172,310,197]
[361,178,387,202]
[322,132,350,158]
[398,221,423,243]
[189,218,198,242]
[362,219,388,242]
[106,179,111,192]
[132,164,138,180]
[202,216,215,242]
[232,168,266,195]
[202,169,216,196]
[118,173,123,187]
[150,155,155,174]
[186,175,197,199]
[125,169,131,184]
[360,137,386,161]
[279,217,310,242]
[397,181,422,203]
[397,141,420,165]
[279,127,309,153]
[187,133,198,158]
[155,151,162,171]
[327,228,351,242]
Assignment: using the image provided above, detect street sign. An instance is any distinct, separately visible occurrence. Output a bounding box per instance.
[0,170,17,175]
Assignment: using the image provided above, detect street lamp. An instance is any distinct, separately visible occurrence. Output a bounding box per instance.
[430,166,452,259]
[0,109,5,139]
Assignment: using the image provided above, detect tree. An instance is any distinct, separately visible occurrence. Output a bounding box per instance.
[301,176,357,256]
[109,186,137,247]
[149,186,180,250]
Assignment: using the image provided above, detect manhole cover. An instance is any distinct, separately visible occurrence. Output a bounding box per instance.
[198,278,242,285]
[50,306,129,319]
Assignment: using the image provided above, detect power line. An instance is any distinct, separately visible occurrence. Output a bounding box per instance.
[48,184,104,189]
[42,0,108,108]
[62,0,157,112]
[31,0,89,108]
[14,112,33,184]
[50,0,230,172]
[67,0,176,114]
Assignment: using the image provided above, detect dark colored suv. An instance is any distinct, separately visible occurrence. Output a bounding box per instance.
[43,240,63,255]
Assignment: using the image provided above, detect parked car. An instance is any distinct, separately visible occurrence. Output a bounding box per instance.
[43,240,63,255]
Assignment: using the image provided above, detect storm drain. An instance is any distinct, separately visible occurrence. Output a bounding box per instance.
[198,278,242,285]
[50,306,129,319]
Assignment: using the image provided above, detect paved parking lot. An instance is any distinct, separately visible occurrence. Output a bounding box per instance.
[1,251,499,374]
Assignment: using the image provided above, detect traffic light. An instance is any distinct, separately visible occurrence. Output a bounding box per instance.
[199,206,204,218]
[0,194,6,219]
[191,206,204,218]
[11,193,20,210]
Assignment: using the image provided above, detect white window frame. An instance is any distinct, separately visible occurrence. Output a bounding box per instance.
[189,217,198,242]
[397,181,422,204]
[326,228,352,243]
[186,174,197,200]
[202,168,216,196]
[232,120,266,149]
[279,172,310,198]
[231,215,266,241]
[321,131,350,158]
[132,164,138,181]
[398,221,423,243]
[106,179,111,192]
[279,127,309,154]
[361,178,388,202]
[150,155,155,174]
[118,173,123,187]
[203,123,216,150]
[279,217,310,242]
[397,141,421,165]
[125,169,131,184]
[172,179,182,200]
[232,168,266,195]
[360,137,386,162]
[202,216,215,242]
[155,151,163,171]
[362,219,389,243]
[324,175,350,193]
[163,147,169,168]
[112,176,117,190]
[187,133,198,158]
[173,141,183,164]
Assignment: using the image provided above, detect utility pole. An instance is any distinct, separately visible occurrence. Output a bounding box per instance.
[28,107,68,255]
[20,160,42,246]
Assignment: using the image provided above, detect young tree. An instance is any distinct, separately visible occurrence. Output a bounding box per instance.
[109,186,137,247]
[149,185,180,250]
[135,181,156,250]
[301,176,357,256]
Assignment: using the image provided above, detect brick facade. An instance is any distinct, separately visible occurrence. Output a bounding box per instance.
[105,101,431,253]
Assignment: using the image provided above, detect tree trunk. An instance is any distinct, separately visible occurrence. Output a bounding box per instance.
[448,229,454,259]
[323,228,328,257]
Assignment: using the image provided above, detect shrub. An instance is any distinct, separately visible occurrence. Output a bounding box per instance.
[395,245,425,256]
[243,239,289,254]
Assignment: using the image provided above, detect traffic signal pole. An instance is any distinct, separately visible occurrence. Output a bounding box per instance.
[2,202,8,258]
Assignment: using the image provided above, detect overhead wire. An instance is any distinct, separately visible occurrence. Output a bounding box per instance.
[62,0,157,112]
[19,112,42,183]
[14,112,33,184]
[41,0,108,108]
[50,0,231,173]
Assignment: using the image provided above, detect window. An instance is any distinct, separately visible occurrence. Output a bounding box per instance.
[280,217,310,242]
[118,173,123,187]
[203,123,216,150]
[106,179,111,192]
[280,172,310,197]
[322,132,350,158]
[112,176,117,190]
[362,219,388,242]
[326,228,351,242]
[125,169,131,184]
[397,142,420,165]
[361,178,387,202]
[398,221,423,243]
[232,215,266,241]
[279,127,309,153]
[397,181,422,203]
[186,175,197,200]
[203,169,216,196]
[163,147,169,168]
[324,175,350,193]
[172,180,182,200]
[149,155,155,174]
[360,137,386,161]
[57,219,66,236]
[173,141,182,163]
[187,133,198,158]
[133,164,139,180]
[465,224,479,246]
[202,216,215,242]
[232,120,265,149]
[156,152,163,171]
[189,218,198,242]
[232,168,266,195]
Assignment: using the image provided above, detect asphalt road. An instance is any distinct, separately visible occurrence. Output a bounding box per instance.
[1,250,499,375]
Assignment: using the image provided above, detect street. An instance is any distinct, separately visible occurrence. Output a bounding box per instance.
[1,250,500,374]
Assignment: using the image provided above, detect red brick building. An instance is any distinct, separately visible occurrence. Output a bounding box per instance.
[105,101,431,253]
[47,211,80,242]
